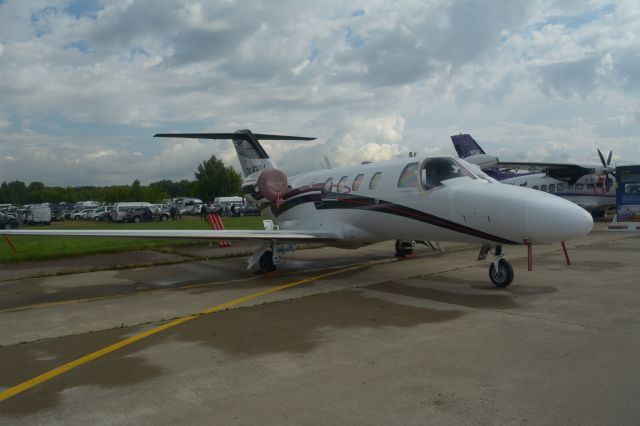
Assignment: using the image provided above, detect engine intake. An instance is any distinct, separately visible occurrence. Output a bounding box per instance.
[255,168,288,202]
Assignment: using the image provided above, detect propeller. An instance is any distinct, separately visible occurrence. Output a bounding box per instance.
[596,149,616,193]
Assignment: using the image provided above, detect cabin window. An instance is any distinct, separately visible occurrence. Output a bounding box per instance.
[337,176,348,193]
[323,178,333,194]
[576,184,584,190]
[566,183,574,191]
[549,184,556,192]
[369,172,383,190]
[540,184,548,192]
[397,162,419,188]
[421,157,476,190]
[533,185,539,190]
[557,183,564,191]
[352,174,364,191]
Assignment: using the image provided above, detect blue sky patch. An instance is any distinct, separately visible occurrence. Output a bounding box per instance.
[63,0,103,19]
[308,44,318,63]
[540,3,616,29]
[64,41,91,53]
[346,27,364,49]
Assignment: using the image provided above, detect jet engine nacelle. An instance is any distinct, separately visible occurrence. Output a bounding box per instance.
[242,168,288,203]
[464,154,499,170]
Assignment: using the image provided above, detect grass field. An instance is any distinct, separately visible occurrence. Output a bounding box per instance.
[0,216,264,263]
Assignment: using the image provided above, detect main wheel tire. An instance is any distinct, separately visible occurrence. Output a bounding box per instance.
[259,251,276,273]
[489,259,514,288]
[161,215,168,222]
[395,239,414,257]
[134,216,141,223]
[4,224,12,230]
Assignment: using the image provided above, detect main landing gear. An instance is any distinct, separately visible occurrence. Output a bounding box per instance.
[478,244,514,288]
[258,250,281,273]
[395,239,415,257]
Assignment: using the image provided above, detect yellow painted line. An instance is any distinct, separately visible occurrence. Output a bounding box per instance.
[0,295,128,313]
[0,276,253,314]
[0,262,371,402]
[1,256,402,314]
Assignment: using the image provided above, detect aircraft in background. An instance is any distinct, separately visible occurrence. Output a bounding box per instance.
[1,130,593,288]
[451,134,617,215]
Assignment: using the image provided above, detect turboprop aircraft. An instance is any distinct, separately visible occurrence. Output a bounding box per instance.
[451,133,617,215]
[0,130,593,288]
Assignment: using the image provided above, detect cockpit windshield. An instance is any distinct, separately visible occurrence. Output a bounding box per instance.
[421,157,478,190]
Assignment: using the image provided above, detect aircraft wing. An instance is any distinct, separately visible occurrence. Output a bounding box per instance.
[0,229,338,242]
[497,162,595,183]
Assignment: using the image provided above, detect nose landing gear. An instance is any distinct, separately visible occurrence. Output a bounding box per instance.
[489,258,514,288]
[479,244,514,288]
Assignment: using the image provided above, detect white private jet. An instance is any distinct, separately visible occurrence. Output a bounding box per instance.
[451,134,617,214]
[0,130,593,288]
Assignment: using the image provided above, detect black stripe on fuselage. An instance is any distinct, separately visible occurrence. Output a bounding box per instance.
[273,190,518,245]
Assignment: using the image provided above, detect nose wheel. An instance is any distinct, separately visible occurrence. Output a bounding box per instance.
[479,244,514,288]
[489,258,514,288]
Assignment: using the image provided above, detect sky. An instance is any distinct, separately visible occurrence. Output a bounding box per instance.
[0,0,639,186]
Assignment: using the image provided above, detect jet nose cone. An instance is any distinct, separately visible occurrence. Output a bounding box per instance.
[526,197,593,243]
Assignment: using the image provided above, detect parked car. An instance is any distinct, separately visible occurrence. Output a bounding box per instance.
[152,204,171,212]
[124,206,170,223]
[111,202,153,222]
[149,205,171,221]
[71,209,94,220]
[227,203,243,216]
[241,203,261,216]
[89,205,112,221]
[0,212,19,229]
[208,203,224,215]
[179,204,201,216]
[49,205,66,222]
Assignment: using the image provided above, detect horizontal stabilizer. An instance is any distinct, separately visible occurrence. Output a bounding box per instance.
[154,129,315,176]
[154,133,315,141]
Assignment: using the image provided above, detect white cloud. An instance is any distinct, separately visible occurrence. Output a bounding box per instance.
[0,114,11,129]
[0,0,639,186]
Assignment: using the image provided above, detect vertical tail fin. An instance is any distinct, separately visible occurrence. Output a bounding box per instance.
[450,134,486,159]
[154,129,315,177]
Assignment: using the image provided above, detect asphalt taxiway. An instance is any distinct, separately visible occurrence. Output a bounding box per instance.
[1,224,639,425]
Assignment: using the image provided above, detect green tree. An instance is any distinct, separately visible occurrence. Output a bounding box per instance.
[194,155,241,202]
[131,179,142,201]
[5,181,28,205]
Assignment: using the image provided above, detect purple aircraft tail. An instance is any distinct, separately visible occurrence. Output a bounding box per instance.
[450,134,486,159]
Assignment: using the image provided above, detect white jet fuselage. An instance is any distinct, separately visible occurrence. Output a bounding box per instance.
[257,157,593,248]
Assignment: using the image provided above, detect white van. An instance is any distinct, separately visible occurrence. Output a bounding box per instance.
[213,196,243,205]
[111,202,152,222]
[174,197,204,207]
[75,201,100,209]
[26,204,52,225]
